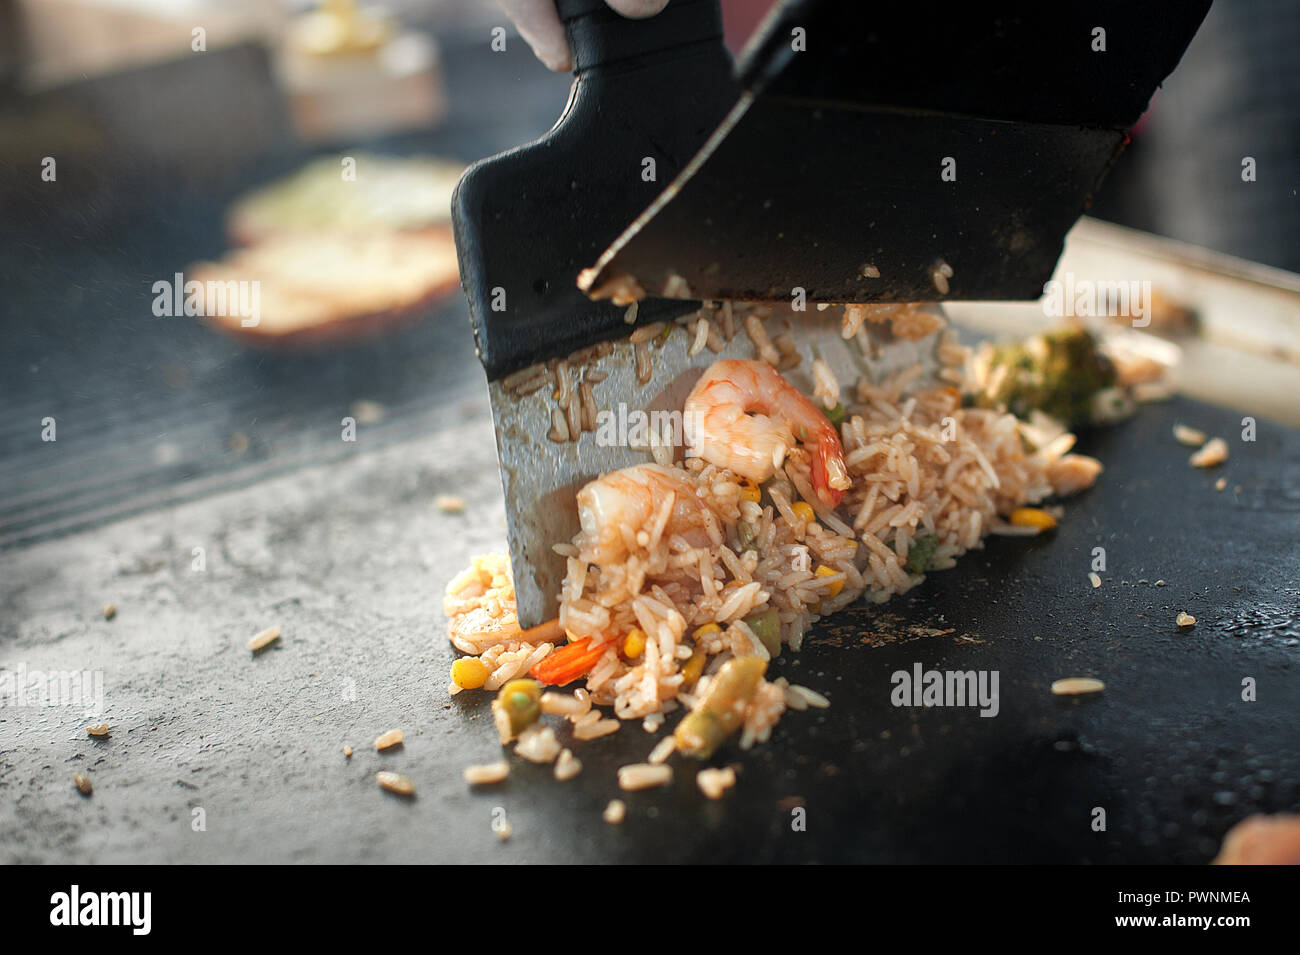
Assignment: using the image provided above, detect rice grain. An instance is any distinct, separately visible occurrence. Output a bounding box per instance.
[1190,437,1228,468]
[603,799,627,824]
[1051,678,1105,696]
[464,760,510,784]
[554,748,583,781]
[618,763,673,791]
[248,625,280,652]
[376,771,415,796]
[696,766,736,800]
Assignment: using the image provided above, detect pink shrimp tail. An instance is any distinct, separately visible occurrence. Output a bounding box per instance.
[811,429,846,509]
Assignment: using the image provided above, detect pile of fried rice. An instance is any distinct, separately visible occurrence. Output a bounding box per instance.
[443,310,1106,785]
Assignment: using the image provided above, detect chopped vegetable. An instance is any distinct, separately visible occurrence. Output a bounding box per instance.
[497,679,542,734]
[674,656,767,759]
[451,657,489,689]
[814,564,844,597]
[905,533,939,574]
[622,628,646,659]
[736,519,758,552]
[681,647,708,687]
[743,608,781,656]
[693,623,721,639]
[1090,387,1135,425]
[1009,507,1058,531]
[739,479,761,504]
[530,638,608,686]
[824,402,846,427]
[792,501,816,524]
[974,326,1117,427]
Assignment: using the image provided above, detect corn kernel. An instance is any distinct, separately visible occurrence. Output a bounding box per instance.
[792,501,816,523]
[681,649,708,687]
[451,657,489,689]
[693,622,722,638]
[739,479,761,504]
[1009,507,1058,530]
[622,628,646,658]
[815,564,844,597]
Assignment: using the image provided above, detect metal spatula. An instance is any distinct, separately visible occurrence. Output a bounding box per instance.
[451,0,1210,627]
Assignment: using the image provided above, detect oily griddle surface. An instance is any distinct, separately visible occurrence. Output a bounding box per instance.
[2,379,1296,864]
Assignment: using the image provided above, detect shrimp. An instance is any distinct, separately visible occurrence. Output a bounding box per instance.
[577,463,713,565]
[684,359,850,508]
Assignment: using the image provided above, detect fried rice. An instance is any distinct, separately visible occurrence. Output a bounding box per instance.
[444,317,1104,772]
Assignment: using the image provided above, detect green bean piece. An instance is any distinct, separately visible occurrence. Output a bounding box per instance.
[736,519,757,553]
[743,608,782,656]
[906,534,939,574]
[674,656,767,759]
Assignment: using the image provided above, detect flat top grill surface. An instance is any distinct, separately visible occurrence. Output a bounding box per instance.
[2,382,1297,863]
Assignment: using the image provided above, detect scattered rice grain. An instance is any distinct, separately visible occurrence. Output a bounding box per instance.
[554,748,583,781]
[463,760,510,784]
[1051,677,1105,696]
[1190,437,1228,468]
[248,625,281,652]
[647,735,676,764]
[696,766,736,800]
[603,799,626,824]
[617,762,672,791]
[515,723,562,763]
[376,771,415,796]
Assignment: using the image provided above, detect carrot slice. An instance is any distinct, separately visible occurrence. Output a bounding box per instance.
[530,637,610,686]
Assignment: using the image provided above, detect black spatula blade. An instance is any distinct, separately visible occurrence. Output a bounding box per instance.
[452,0,739,381]
[582,0,1214,304]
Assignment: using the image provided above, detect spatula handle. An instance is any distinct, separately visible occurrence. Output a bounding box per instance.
[557,0,724,73]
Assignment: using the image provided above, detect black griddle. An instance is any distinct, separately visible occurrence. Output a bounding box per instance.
[1,23,1297,866]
